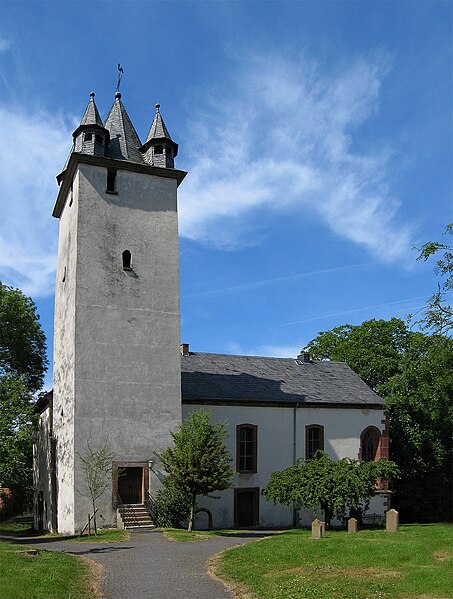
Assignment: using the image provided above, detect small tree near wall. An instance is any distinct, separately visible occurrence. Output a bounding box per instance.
[160,409,233,532]
[78,440,115,534]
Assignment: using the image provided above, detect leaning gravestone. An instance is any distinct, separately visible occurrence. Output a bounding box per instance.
[311,518,326,539]
[348,517,358,533]
[386,509,399,532]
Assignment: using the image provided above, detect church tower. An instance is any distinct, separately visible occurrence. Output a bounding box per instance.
[52,91,186,534]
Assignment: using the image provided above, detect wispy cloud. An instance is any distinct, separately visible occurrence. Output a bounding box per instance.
[226,341,302,359]
[184,261,372,299]
[179,53,413,261]
[0,105,72,296]
[280,295,429,326]
[0,37,10,52]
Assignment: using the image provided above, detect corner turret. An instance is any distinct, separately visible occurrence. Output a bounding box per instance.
[72,92,109,158]
[140,104,178,168]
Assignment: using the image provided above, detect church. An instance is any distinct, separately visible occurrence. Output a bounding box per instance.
[34,90,390,535]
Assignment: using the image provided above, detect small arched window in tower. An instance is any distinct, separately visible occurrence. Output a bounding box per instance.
[122,250,132,270]
[360,427,381,462]
[154,145,163,155]
[84,133,93,142]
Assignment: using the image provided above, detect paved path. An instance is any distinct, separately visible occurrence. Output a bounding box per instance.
[3,529,275,599]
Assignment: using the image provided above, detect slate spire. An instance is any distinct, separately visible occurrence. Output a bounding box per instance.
[140,103,178,168]
[103,91,144,164]
[72,92,109,157]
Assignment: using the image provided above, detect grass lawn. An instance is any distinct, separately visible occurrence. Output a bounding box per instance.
[215,524,452,599]
[0,521,129,543]
[0,540,99,599]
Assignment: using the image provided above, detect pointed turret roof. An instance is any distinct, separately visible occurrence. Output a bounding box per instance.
[141,103,178,157]
[72,92,107,139]
[145,104,172,142]
[103,92,144,164]
[80,92,103,127]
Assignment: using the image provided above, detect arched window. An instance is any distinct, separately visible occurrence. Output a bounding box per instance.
[122,250,132,270]
[236,424,257,473]
[360,427,381,462]
[305,425,324,460]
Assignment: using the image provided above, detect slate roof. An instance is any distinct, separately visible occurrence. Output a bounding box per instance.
[145,106,173,142]
[80,92,103,127]
[103,92,145,164]
[181,353,383,407]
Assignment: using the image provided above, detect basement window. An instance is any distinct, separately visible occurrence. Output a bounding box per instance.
[106,168,117,194]
[122,250,132,270]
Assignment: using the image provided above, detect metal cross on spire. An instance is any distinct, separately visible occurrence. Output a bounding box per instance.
[116,64,124,93]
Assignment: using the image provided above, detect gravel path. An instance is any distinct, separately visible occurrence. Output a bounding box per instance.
[4,529,274,599]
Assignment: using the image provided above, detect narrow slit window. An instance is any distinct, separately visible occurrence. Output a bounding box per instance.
[62,266,66,282]
[122,250,132,270]
[107,168,117,193]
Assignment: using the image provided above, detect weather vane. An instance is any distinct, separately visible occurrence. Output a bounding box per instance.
[116,64,124,93]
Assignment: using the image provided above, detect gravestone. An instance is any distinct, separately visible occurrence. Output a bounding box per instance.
[311,518,325,539]
[386,509,399,532]
[348,517,358,533]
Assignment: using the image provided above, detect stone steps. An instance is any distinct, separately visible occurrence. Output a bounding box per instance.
[119,504,155,529]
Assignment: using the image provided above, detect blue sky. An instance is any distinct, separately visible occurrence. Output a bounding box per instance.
[0,1,451,389]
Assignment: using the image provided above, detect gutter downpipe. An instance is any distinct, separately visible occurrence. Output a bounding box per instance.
[292,402,300,527]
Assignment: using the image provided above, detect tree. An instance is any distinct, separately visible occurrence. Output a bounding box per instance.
[0,282,48,393]
[78,440,115,534]
[414,223,452,336]
[159,409,233,532]
[304,318,411,392]
[304,320,453,521]
[0,282,47,511]
[382,334,453,520]
[263,451,398,528]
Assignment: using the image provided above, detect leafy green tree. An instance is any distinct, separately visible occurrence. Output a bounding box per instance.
[159,409,233,532]
[304,319,452,521]
[0,283,47,392]
[382,334,453,520]
[0,282,47,511]
[414,223,452,336]
[263,451,398,527]
[304,318,411,391]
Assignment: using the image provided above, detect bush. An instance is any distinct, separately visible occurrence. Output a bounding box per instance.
[154,482,191,528]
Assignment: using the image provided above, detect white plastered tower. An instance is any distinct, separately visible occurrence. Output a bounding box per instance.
[52,91,186,534]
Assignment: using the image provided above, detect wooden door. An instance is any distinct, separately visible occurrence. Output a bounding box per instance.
[118,467,143,504]
[235,488,259,528]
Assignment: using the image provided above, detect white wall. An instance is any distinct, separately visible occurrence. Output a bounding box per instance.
[183,403,386,529]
